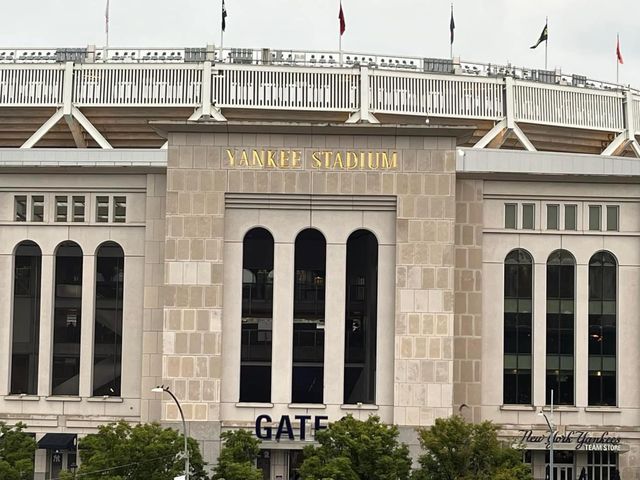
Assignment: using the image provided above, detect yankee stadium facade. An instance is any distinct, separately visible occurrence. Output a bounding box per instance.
[0,44,640,479]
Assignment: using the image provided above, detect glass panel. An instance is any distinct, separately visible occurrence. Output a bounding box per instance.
[522,204,535,229]
[52,242,83,395]
[55,196,68,222]
[505,204,517,229]
[240,228,274,403]
[503,249,533,405]
[93,243,124,397]
[344,230,378,404]
[32,195,44,222]
[606,205,619,231]
[72,196,85,222]
[547,204,559,230]
[113,196,126,223]
[292,229,325,404]
[588,252,617,406]
[15,195,27,221]
[547,250,575,405]
[96,196,109,223]
[589,205,602,231]
[10,242,42,395]
[564,205,577,230]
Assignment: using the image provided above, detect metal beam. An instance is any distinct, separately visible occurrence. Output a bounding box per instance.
[20,108,65,148]
[512,123,537,152]
[473,119,507,149]
[346,66,380,124]
[601,132,627,156]
[71,107,112,149]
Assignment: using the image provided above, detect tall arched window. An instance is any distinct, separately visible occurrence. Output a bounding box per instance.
[52,241,83,396]
[344,230,378,405]
[588,251,617,406]
[240,228,274,402]
[546,249,575,405]
[11,241,42,395]
[503,249,533,404]
[292,229,326,404]
[93,242,124,397]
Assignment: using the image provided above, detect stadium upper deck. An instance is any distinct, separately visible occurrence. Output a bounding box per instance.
[1,45,638,156]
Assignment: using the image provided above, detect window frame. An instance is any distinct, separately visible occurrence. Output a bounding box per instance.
[504,203,518,229]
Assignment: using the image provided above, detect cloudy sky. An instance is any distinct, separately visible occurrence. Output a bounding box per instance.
[1,0,638,85]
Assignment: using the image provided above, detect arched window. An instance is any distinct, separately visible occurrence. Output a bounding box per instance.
[93,242,124,397]
[292,229,326,404]
[10,241,42,395]
[240,228,274,403]
[503,249,533,404]
[52,241,83,396]
[344,230,378,405]
[546,249,576,405]
[588,251,617,406]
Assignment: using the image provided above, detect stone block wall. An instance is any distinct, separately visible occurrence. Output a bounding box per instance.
[453,179,484,422]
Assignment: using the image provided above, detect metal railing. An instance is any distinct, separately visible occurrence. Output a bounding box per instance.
[0,47,639,137]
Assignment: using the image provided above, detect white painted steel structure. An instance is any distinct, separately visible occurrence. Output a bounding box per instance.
[1,46,639,155]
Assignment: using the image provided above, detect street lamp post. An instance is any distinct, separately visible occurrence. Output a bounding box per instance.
[539,389,555,480]
[152,385,189,480]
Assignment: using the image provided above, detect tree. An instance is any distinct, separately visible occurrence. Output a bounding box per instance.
[72,421,207,480]
[299,415,412,480]
[211,429,262,480]
[0,422,36,480]
[413,415,532,480]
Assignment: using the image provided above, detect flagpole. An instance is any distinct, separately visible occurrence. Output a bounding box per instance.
[339,1,343,66]
[105,0,110,51]
[220,0,225,62]
[544,16,548,70]
[616,33,620,84]
[450,3,453,60]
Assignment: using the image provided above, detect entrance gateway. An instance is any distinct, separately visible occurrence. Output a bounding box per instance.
[251,415,329,480]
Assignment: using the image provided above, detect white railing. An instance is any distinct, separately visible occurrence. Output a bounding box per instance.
[513,81,625,132]
[212,65,359,111]
[72,64,203,106]
[633,96,640,135]
[369,70,503,119]
[0,64,64,106]
[1,60,639,138]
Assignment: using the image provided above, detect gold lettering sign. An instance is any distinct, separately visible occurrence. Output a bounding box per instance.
[225,149,398,171]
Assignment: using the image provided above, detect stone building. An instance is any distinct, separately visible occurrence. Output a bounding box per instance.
[1,46,639,480]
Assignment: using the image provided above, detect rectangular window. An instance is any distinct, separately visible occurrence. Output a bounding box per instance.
[113,196,126,223]
[547,205,559,230]
[55,196,68,222]
[96,196,109,223]
[606,205,619,232]
[522,204,535,230]
[587,451,618,480]
[564,205,577,230]
[72,196,85,222]
[15,196,27,222]
[589,205,602,231]
[505,204,517,229]
[32,196,44,222]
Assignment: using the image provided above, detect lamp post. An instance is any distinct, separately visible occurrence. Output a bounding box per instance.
[152,385,189,480]
[539,389,555,480]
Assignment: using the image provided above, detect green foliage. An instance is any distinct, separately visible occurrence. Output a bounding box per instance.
[74,421,207,480]
[0,422,36,480]
[211,429,262,480]
[299,415,412,480]
[413,415,532,480]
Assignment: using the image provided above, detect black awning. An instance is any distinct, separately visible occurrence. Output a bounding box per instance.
[37,433,77,450]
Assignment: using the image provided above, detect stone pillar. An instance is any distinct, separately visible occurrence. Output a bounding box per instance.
[453,179,484,422]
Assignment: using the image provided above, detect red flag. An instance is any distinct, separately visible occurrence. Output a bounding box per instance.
[616,35,624,65]
[339,2,346,36]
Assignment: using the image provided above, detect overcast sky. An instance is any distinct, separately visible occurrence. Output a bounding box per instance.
[1,0,638,85]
